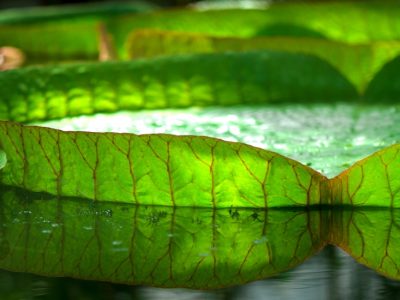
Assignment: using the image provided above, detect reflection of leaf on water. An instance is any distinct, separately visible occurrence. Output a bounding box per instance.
[331,209,400,281]
[1,185,400,287]
[0,186,324,289]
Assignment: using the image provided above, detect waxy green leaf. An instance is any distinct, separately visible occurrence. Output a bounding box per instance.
[0,51,357,124]
[331,144,400,207]
[127,30,400,93]
[0,121,328,207]
[2,1,400,64]
[0,2,155,25]
[106,2,400,59]
[0,2,155,63]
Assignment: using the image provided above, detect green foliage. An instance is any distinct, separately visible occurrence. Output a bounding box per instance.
[0,121,328,207]
[0,51,357,123]
[332,144,400,207]
[0,50,398,207]
[1,0,400,288]
[0,2,155,62]
[2,1,400,65]
[106,2,400,58]
[126,30,400,93]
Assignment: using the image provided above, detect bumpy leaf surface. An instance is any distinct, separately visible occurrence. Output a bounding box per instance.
[127,30,400,93]
[0,51,357,123]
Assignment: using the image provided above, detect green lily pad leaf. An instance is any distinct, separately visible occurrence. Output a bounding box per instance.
[331,209,400,280]
[0,121,328,207]
[0,2,155,25]
[2,2,400,64]
[331,144,400,207]
[106,2,400,58]
[126,30,400,93]
[0,3,155,63]
[0,186,325,288]
[0,20,100,62]
[0,51,357,124]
